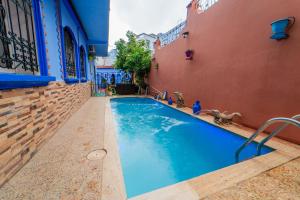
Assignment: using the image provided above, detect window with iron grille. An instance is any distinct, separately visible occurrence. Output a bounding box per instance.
[79,46,86,80]
[0,0,39,75]
[63,27,76,78]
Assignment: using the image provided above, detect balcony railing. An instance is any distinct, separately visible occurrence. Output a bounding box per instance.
[158,21,186,47]
[197,0,219,12]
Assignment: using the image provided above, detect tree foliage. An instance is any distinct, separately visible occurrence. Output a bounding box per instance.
[114,31,152,87]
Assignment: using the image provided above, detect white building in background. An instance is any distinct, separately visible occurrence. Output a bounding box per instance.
[96,24,188,67]
[136,33,158,54]
[96,49,117,67]
[197,0,219,12]
[158,21,186,47]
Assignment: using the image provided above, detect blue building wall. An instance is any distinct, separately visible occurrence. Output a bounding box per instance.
[42,0,62,80]
[42,0,91,81]
[96,68,131,85]
[0,0,108,90]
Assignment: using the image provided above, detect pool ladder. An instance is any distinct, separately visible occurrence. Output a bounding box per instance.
[235,114,300,163]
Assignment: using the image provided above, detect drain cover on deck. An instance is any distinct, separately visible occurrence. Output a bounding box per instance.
[87,149,107,160]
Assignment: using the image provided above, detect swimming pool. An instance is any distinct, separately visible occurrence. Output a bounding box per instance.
[110,97,273,198]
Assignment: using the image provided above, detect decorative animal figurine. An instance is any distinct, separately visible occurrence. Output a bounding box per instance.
[155,94,161,100]
[173,92,185,108]
[205,109,242,125]
[162,91,168,100]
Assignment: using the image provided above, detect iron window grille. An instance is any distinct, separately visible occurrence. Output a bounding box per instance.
[79,46,86,80]
[63,28,76,78]
[0,0,39,75]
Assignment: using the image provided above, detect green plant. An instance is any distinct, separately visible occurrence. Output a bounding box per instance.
[114,31,152,88]
[88,53,95,61]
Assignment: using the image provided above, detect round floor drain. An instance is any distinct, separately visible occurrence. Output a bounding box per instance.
[87,149,107,160]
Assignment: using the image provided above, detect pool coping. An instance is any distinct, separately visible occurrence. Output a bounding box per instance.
[101,95,300,200]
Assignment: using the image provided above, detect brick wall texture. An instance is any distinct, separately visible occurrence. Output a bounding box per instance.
[0,82,91,186]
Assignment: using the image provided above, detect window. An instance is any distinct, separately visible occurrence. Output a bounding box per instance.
[0,0,39,75]
[63,27,77,79]
[0,0,54,90]
[79,46,86,81]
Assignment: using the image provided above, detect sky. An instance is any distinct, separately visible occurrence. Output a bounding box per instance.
[108,0,191,50]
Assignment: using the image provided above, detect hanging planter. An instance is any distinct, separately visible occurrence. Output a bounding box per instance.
[88,53,95,61]
[185,49,194,60]
[270,17,295,40]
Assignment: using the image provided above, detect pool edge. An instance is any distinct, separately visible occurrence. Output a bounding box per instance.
[101,97,127,200]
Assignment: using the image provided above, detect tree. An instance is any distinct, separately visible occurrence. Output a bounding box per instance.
[114,31,152,88]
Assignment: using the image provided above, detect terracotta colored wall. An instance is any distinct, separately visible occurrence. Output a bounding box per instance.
[149,0,300,144]
[0,82,91,186]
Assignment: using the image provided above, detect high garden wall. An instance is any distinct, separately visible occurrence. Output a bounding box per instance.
[149,0,300,144]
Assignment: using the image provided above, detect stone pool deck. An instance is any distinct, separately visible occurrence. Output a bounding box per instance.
[0,97,299,200]
[0,98,106,200]
[203,157,300,200]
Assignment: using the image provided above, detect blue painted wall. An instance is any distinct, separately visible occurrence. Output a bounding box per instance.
[42,0,62,80]
[42,0,92,81]
[0,0,108,90]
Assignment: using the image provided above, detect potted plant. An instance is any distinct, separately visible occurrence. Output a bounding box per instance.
[88,53,95,61]
[185,49,194,60]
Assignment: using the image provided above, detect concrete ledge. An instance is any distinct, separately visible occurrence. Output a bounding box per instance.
[101,97,127,200]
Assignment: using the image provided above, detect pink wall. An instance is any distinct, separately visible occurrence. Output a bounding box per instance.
[149,0,300,144]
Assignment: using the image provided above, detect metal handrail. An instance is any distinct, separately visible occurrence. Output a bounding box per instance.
[150,86,162,94]
[145,86,149,96]
[235,117,300,163]
[256,114,300,156]
[149,86,163,97]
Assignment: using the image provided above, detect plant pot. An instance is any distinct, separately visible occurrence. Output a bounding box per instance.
[89,56,95,61]
[270,17,295,40]
[185,49,194,60]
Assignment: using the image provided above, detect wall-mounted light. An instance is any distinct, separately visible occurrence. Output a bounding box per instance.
[155,63,159,70]
[270,17,295,40]
[182,31,189,38]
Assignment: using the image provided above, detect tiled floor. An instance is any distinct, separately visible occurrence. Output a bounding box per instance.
[0,98,106,200]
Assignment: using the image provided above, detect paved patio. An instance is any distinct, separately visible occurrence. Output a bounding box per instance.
[0,97,299,200]
[203,157,300,200]
[0,98,106,200]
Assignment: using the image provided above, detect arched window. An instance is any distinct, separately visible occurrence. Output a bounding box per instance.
[63,27,76,78]
[79,46,86,80]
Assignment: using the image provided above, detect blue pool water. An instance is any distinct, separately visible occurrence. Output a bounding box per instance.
[110,98,274,198]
